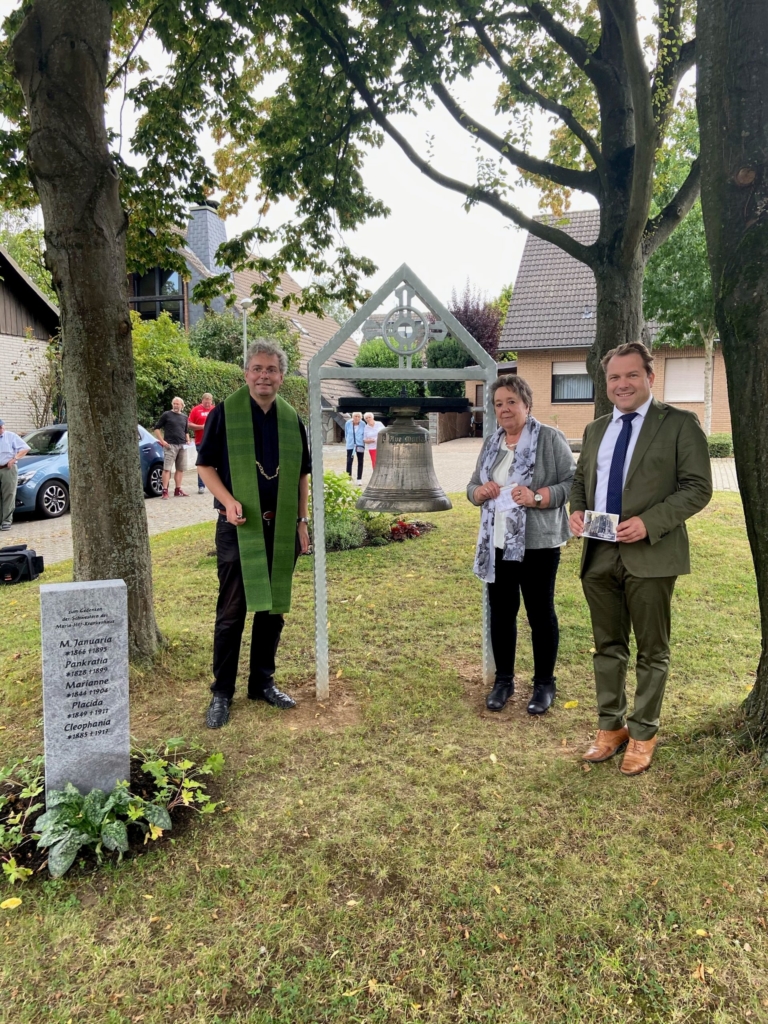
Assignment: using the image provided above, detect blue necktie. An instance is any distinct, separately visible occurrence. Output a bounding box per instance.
[605,413,637,515]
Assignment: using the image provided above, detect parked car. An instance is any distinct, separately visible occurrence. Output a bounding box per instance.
[14,425,165,519]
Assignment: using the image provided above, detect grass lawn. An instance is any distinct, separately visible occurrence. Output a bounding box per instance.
[1,491,766,1023]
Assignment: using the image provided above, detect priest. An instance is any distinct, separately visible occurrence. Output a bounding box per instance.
[196,340,311,728]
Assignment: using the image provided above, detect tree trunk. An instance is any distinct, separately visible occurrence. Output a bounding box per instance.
[698,0,768,742]
[700,325,715,437]
[11,0,161,660]
[588,251,646,417]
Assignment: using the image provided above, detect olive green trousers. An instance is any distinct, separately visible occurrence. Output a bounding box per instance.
[582,540,677,741]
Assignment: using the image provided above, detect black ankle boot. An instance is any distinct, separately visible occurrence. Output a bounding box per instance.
[527,678,556,715]
[486,677,514,711]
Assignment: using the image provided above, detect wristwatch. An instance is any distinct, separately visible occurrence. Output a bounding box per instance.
[534,491,543,505]
[297,517,309,523]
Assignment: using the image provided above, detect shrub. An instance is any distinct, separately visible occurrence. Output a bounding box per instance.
[319,470,361,517]
[131,311,307,424]
[354,338,424,399]
[426,337,470,398]
[708,433,733,458]
[188,310,301,373]
[325,513,368,550]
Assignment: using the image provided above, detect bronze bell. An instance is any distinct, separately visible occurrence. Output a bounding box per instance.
[356,405,452,513]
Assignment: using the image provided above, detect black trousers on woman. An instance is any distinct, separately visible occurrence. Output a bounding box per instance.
[211,516,289,698]
[346,448,364,480]
[487,546,561,683]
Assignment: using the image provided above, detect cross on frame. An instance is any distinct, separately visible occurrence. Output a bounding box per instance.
[307,264,498,699]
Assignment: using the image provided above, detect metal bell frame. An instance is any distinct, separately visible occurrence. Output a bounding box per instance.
[308,264,498,699]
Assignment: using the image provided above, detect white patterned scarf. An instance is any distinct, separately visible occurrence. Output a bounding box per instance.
[473,416,542,582]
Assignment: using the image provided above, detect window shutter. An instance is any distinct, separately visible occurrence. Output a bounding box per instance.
[664,358,705,402]
[552,361,588,375]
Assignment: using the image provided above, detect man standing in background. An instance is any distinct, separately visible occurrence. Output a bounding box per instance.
[0,419,30,531]
[189,393,215,493]
[154,397,190,499]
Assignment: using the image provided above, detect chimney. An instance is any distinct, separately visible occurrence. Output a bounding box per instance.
[186,199,227,272]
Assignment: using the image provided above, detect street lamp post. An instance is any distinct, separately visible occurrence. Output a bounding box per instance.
[241,298,253,368]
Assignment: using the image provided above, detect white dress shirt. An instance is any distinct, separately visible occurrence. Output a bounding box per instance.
[593,395,653,513]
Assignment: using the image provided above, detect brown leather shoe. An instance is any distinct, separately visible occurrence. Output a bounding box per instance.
[620,736,658,775]
[582,726,629,763]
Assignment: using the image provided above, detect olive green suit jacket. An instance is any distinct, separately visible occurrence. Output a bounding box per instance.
[570,398,713,578]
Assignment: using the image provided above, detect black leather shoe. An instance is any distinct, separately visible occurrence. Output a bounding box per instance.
[206,694,232,729]
[486,678,514,711]
[527,681,556,715]
[249,685,296,709]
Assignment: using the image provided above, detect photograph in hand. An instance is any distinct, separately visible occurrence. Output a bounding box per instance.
[582,510,620,542]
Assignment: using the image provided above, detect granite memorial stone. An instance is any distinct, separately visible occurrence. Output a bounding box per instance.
[41,579,130,797]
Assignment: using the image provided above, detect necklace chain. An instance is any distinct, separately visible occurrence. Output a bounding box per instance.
[255,460,279,481]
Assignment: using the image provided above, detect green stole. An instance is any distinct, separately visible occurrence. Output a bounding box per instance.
[224,386,303,613]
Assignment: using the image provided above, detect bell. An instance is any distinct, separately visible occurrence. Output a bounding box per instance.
[356,405,452,513]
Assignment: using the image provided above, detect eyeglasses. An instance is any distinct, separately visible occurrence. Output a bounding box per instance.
[247,366,282,376]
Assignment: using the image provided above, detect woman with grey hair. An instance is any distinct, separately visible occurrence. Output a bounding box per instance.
[467,375,575,715]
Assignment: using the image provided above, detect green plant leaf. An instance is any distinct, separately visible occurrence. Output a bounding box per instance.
[143,804,172,831]
[47,831,90,878]
[100,820,129,854]
[82,789,107,827]
[2,858,33,884]
[202,753,225,776]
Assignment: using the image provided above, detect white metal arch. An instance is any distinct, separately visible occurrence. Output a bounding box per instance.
[308,264,498,699]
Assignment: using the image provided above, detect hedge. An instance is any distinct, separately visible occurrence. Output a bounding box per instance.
[135,356,309,426]
[707,432,733,458]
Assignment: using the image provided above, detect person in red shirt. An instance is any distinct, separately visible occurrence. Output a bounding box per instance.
[189,393,215,493]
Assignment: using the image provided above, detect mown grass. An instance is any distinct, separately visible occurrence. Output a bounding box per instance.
[1,492,766,1023]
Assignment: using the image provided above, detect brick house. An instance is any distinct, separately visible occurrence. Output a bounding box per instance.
[0,246,60,431]
[498,209,730,441]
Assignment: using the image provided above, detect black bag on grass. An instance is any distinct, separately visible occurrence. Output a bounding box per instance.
[0,544,44,584]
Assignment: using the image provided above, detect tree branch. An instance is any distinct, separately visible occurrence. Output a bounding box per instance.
[650,2,694,134]
[296,7,594,267]
[427,76,598,195]
[605,0,658,265]
[106,6,159,90]
[524,2,613,90]
[643,156,701,258]
[469,17,606,183]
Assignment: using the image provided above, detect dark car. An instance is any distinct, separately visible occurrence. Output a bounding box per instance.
[14,425,165,519]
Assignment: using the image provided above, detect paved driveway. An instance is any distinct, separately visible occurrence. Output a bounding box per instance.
[5,443,739,567]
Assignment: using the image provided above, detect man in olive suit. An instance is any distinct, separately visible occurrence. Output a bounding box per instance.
[569,342,712,775]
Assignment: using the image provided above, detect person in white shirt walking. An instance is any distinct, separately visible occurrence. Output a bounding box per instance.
[0,420,30,530]
[363,412,385,469]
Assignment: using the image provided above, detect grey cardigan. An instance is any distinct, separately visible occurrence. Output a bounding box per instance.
[466,424,576,549]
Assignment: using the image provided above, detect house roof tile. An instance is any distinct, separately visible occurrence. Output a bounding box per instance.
[232,269,364,407]
[500,210,658,351]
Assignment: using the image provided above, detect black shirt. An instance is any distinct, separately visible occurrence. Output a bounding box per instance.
[154,410,189,446]
[196,397,311,512]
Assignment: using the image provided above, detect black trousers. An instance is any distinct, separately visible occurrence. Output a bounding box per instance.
[346,448,364,480]
[211,517,287,698]
[487,546,561,683]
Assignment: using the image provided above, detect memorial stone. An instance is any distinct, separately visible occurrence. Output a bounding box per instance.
[41,580,130,797]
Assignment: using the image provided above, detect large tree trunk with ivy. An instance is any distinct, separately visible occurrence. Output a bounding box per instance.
[11,0,160,660]
[698,0,768,742]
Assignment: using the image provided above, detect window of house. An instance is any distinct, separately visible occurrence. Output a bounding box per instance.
[290,318,310,335]
[129,268,184,323]
[475,383,484,407]
[664,357,705,402]
[552,361,594,403]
